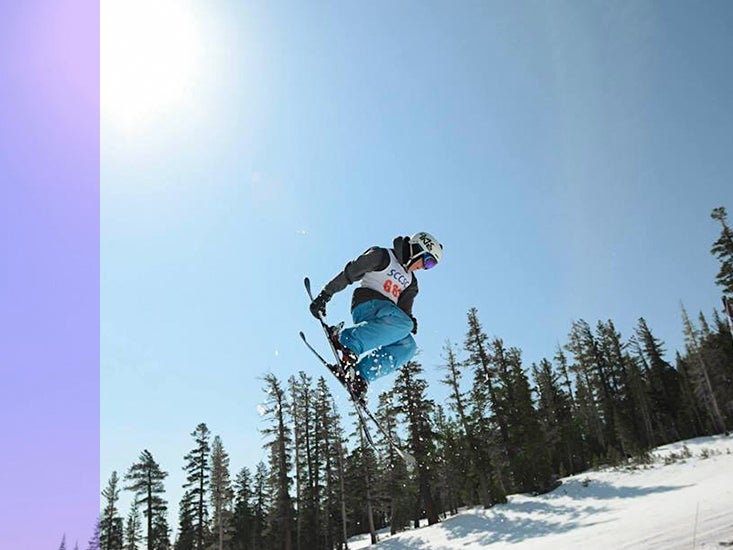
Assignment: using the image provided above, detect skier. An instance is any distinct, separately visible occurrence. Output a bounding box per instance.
[309,232,443,403]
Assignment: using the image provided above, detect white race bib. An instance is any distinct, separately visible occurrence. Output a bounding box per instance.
[359,250,412,303]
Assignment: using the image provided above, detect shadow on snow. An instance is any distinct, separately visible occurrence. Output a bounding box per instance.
[366,480,687,549]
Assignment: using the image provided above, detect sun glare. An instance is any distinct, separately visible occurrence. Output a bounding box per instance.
[101,0,202,132]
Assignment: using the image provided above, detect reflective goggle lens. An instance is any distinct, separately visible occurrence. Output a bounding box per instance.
[423,253,438,269]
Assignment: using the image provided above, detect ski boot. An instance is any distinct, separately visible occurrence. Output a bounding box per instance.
[326,322,358,366]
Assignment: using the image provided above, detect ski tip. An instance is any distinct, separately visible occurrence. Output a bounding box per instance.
[402,451,418,468]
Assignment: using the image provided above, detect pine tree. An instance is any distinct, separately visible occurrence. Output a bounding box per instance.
[553,346,576,406]
[357,422,379,544]
[87,522,101,550]
[393,360,440,526]
[251,462,269,550]
[60,534,68,550]
[101,472,124,550]
[150,514,170,550]
[288,372,321,550]
[314,378,346,550]
[566,319,613,454]
[595,320,644,457]
[374,390,413,536]
[634,318,681,442]
[174,491,195,550]
[308,390,350,550]
[532,358,584,475]
[709,309,733,410]
[261,374,294,550]
[675,352,708,437]
[431,404,464,516]
[711,207,733,294]
[231,467,255,550]
[123,450,169,550]
[182,423,211,550]
[695,309,733,428]
[331,413,350,550]
[681,306,727,433]
[287,375,306,550]
[493,341,553,492]
[464,309,509,443]
[439,341,494,508]
[210,435,234,550]
[124,501,143,550]
[463,308,510,500]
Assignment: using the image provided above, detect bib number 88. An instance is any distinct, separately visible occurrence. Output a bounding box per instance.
[383,279,402,298]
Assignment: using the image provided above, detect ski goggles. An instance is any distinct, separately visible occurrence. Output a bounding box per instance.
[422,253,438,270]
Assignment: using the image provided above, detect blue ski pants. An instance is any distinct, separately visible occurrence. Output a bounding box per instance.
[338,299,417,383]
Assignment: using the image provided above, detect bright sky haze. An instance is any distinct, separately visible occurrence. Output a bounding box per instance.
[101,0,733,530]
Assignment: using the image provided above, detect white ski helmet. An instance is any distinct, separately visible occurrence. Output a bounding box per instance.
[408,232,443,269]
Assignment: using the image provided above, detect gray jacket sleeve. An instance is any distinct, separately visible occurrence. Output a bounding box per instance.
[322,247,390,297]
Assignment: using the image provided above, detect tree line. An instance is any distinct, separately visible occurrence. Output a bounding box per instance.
[90,207,733,550]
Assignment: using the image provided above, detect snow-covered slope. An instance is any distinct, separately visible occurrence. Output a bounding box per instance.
[350,435,733,549]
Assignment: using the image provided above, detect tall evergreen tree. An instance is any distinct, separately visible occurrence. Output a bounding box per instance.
[595,320,643,457]
[123,450,169,550]
[374,390,413,536]
[675,352,708,437]
[439,341,494,508]
[149,514,170,550]
[711,206,733,294]
[620,359,653,454]
[463,308,510,500]
[311,391,350,550]
[210,435,234,550]
[313,378,345,550]
[356,422,380,544]
[287,375,306,550]
[464,309,508,444]
[174,491,195,550]
[553,346,576,406]
[492,340,553,492]
[288,372,320,550]
[634,318,681,442]
[101,472,124,550]
[261,374,294,550]
[393,360,440,527]
[332,416,350,550]
[231,467,255,550]
[124,500,142,550]
[532,358,583,475]
[182,423,211,550]
[431,404,464,516]
[566,319,614,454]
[681,306,727,433]
[251,462,269,550]
[87,522,101,550]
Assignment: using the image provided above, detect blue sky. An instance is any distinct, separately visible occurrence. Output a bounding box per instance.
[102,0,733,529]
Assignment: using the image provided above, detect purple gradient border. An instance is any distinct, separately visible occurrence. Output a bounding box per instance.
[0,2,99,548]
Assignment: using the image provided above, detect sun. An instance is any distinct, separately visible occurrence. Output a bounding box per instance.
[101,0,202,132]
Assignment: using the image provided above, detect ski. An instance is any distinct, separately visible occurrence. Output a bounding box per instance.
[299,330,377,449]
[301,277,416,466]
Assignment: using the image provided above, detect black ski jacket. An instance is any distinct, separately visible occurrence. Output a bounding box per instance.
[322,236,419,316]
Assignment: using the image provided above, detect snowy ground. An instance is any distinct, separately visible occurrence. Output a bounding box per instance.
[349,435,733,549]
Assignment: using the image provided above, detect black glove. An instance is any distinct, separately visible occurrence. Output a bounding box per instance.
[410,315,418,335]
[310,291,331,319]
